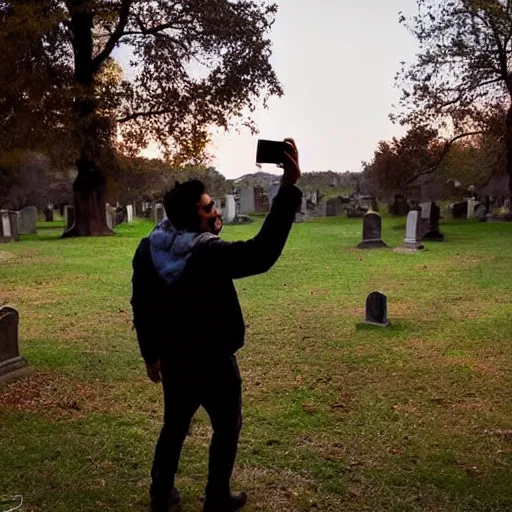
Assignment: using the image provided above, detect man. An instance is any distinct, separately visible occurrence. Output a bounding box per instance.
[131,139,302,512]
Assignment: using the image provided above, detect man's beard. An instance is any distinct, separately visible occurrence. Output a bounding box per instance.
[208,215,223,235]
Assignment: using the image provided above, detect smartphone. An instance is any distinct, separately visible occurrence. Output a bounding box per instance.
[256,139,288,165]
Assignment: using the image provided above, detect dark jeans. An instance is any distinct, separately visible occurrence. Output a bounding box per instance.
[150,355,242,501]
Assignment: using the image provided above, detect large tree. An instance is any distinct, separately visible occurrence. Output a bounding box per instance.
[362,126,443,197]
[0,0,281,236]
[394,0,512,196]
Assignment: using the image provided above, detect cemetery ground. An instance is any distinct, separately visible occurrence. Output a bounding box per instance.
[1,215,512,512]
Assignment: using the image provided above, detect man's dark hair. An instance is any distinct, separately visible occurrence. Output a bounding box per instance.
[163,179,206,231]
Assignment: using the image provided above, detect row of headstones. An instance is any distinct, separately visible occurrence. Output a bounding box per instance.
[0,206,38,242]
[2,203,137,241]
[148,195,240,226]
[63,204,135,231]
[453,198,510,221]
[357,202,444,251]
[0,292,394,385]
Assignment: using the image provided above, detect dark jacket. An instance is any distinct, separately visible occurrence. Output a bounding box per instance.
[131,183,303,365]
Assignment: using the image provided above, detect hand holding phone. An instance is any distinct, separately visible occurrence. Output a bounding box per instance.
[282,138,300,185]
[256,138,301,185]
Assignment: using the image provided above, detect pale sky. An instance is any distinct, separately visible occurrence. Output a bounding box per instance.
[125,1,420,179]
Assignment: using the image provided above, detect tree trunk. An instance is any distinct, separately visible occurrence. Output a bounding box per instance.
[62,157,113,237]
[62,1,113,237]
[506,105,512,201]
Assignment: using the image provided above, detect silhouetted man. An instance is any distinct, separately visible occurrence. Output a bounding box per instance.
[131,139,302,512]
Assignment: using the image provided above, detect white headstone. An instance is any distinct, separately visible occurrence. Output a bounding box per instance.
[152,203,165,224]
[2,211,12,238]
[420,202,431,220]
[126,205,134,223]
[467,199,478,219]
[106,205,113,230]
[224,195,236,223]
[404,210,419,244]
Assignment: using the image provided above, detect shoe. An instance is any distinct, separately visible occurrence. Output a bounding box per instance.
[150,487,181,511]
[203,491,248,512]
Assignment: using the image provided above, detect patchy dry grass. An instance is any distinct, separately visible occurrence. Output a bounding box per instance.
[1,215,512,511]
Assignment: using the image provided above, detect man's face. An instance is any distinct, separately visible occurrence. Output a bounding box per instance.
[197,193,222,234]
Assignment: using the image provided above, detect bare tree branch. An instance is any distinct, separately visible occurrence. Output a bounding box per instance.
[91,0,133,73]
[117,108,174,123]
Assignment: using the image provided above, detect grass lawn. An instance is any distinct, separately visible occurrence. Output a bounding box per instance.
[1,214,512,512]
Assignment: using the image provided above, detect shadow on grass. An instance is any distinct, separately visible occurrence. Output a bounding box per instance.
[355,320,411,335]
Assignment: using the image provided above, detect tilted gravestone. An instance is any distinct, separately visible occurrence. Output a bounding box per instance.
[17,206,38,235]
[357,211,387,249]
[0,210,19,243]
[0,306,31,382]
[422,202,444,241]
[399,210,424,251]
[364,292,391,327]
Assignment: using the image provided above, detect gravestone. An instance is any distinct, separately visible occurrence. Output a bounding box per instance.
[389,195,410,216]
[126,205,134,223]
[347,208,367,218]
[357,211,387,249]
[475,204,487,222]
[420,202,432,221]
[64,205,75,230]
[17,206,37,235]
[0,210,19,242]
[399,210,424,251]
[423,202,445,241]
[364,292,390,327]
[45,206,54,222]
[0,306,30,382]
[467,198,478,219]
[326,197,343,217]
[239,187,255,215]
[111,206,126,227]
[295,196,308,223]
[152,203,165,224]
[254,186,269,213]
[223,195,236,223]
[451,201,467,219]
[106,205,113,230]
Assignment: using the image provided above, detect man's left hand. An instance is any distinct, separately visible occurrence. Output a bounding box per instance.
[146,360,162,383]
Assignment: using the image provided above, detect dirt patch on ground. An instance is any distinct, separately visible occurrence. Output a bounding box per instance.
[235,466,341,512]
[0,251,17,263]
[0,372,127,419]
[0,283,61,307]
